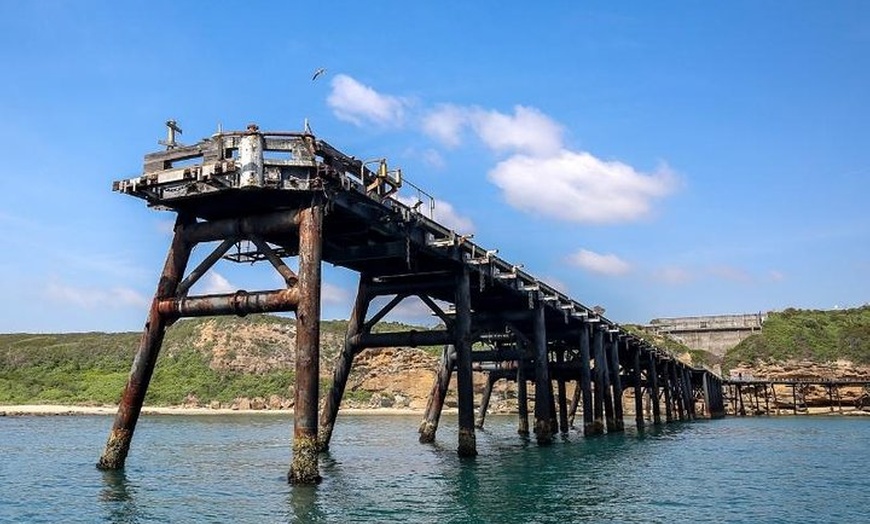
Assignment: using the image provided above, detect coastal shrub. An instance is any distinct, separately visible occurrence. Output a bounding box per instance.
[724,306,870,370]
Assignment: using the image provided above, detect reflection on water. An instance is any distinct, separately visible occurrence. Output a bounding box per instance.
[287,484,326,524]
[100,470,145,524]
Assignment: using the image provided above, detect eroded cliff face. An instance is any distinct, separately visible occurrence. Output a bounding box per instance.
[729,359,870,382]
[170,318,445,410]
[726,360,870,411]
[168,317,869,413]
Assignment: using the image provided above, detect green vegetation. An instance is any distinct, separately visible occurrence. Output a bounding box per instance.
[621,324,717,368]
[0,328,294,405]
[0,314,432,406]
[723,306,870,370]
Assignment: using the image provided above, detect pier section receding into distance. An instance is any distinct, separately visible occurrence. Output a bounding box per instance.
[99,122,726,484]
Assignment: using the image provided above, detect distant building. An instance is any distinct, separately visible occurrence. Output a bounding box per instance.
[648,313,765,357]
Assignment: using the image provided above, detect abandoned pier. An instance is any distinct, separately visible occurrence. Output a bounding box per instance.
[98,123,727,484]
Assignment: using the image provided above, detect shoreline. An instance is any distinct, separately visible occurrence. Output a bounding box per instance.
[0,404,436,417]
[2,404,867,417]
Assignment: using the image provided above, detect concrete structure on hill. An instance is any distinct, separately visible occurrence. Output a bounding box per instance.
[649,313,765,357]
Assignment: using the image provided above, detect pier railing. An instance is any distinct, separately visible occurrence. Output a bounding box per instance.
[99,122,727,484]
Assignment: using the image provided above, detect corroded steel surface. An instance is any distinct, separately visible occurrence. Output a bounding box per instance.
[97,214,194,470]
[104,123,727,481]
[289,204,323,485]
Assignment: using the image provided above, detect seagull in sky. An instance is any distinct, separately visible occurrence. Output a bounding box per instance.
[312,67,327,81]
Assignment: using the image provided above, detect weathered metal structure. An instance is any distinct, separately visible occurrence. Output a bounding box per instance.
[98,122,726,484]
[724,378,870,416]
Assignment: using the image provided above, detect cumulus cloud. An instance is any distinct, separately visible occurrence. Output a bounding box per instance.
[423,102,675,223]
[325,75,677,224]
[768,270,785,282]
[198,272,237,295]
[433,200,475,233]
[44,281,149,309]
[470,105,563,157]
[567,249,631,276]
[489,151,676,223]
[423,104,563,156]
[422,104,467,148]
[327,74,409,127]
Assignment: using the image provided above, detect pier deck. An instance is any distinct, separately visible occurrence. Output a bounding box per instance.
[99,123,726,483]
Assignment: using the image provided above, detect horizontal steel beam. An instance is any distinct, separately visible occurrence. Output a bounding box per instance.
[158,288,299,318]
[182,210,301,244]
[351,330,453,350]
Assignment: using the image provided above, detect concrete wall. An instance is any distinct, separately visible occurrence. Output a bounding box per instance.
[649,313,765,357]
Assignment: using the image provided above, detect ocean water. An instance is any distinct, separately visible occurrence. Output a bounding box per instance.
[1,413,868,523]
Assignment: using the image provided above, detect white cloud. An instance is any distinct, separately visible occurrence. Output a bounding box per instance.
[567,249,631,276]
[423,104,563,156]
[489,151,677,223]
[397,195,475,233]
[653,266,694,284]
[433,199,475,233]
[327,74,409,127]
[470,105,563,157]
[198,272,237,295]
[422,104,467,148]
[44,281,148,309]
[325,76,676,225]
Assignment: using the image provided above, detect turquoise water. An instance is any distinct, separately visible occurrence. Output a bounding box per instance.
[1,414,868,523]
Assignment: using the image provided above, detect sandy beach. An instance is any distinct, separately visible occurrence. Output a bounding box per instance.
[0,404,434,417]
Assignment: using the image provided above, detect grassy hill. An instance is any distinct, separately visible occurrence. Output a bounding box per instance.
[0,315,428,406]
[723,306,870,371]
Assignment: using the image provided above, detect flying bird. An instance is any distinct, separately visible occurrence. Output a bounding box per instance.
[311,67,327,81]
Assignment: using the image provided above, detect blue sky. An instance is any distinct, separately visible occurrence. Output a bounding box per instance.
[1,2,868,333]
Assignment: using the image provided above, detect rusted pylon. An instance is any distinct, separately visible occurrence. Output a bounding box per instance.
[95,203,324,483]
[101,121,726,484]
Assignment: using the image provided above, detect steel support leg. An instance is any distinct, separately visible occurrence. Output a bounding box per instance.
[517,359,529,435]
[455,267,476,457]
[593,327,614,432]
[475,374,495,429]
[533,302,553,445]
[556,350,569,434]
[579,323,597,435]
[663,363,674,423]
[568,380,582,428]
[419,345,455,443]
[649,357,661,425]
[609,335,624,432]
[702,373,711,418]
[318,274,370,451]
[632,347,644,430]
[288,203,323,485]
[97,214,194,470]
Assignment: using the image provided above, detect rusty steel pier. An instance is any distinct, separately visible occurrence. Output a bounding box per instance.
[98,122,727,484]
[724,377,870,416]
